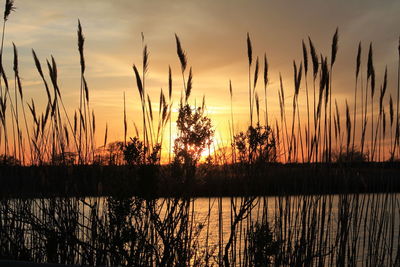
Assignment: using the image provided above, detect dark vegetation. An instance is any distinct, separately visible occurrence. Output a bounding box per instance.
[1,1,400,266]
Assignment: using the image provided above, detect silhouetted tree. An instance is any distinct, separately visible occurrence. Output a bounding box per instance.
[123,137,161,165]
[234,124,276,164]
[173,103,214,182]
[123,137,145,165]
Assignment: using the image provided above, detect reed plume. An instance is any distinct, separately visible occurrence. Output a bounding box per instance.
[175,34,187,73]
[168,66,172,163]
[308,37,318,160]
[263,53,269,127]
[328,27,339,162]
[247,33,253,126]
[394,36,400,159]
[302,40,311,160]
[368,43,375,160]
[352,42,361,157]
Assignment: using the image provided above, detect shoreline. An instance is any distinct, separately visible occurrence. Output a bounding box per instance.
[1,163,399,198]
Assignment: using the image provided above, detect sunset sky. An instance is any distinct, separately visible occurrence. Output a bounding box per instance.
[2,0,400,155]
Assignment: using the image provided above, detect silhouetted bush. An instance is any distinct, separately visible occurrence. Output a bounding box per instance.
[248,222,278,266]
[234,124,276,164]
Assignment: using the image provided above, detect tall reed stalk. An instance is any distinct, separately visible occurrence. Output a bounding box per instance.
[352,43,361,158]
[247,33,253,127]
[328,27,338,162]
[393,37,400,159]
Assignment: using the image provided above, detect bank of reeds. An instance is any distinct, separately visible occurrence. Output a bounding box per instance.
[0,4,399,165]
[2,193,400,266]
[1,3,400,265]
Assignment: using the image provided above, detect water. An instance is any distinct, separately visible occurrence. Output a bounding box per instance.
[1,194,399,266]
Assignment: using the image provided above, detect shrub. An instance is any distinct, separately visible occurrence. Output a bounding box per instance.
[234,124,276,164]
[248,222,278,266]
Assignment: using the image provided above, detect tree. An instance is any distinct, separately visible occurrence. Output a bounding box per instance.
[234,124,276,164]
[123,137,161,165]
[174,104,214,167]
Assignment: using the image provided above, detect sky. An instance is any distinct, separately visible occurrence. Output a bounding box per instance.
[2,0,400,156]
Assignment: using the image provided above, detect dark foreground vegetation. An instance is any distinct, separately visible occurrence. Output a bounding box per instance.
[1,0,400,266]
[0,162,400,198]
[2,194,400,266]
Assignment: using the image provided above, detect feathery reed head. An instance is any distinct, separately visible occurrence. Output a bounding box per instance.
[255,92,260,119]
[330,27,339,67]
[13,43,22,98]
[92,110,96,134]
[133,64,143,100]
[32,49,44,78]
[159,88,165,115]
[370,66,375,98]
[104,123,108,148]
[12,42,18,73]
[302,40,308,74]
[4,0,15,21]
[175,34,187,72]
[74,111,77,135]
[147,94,153,122]
[308,37,319,79]
[294,61,302,96]
[367,43,375,97]
[390,95,394,126]
[379,67,388,114]
[263,53,269,87]
[51,56,57,81]
[229,79,233,98]
[356,42,361,78]
[335,100,341,133]
[77,19,85,74]
[143,45,149,74]
[367,43,373,79]
[83,77,89,102]
[324,58,330,105]
[168,65,172,100]
[279,73,285,106]
[382,66,387,97]
[185,67,192,102]
[253,56,259,88]
[345,100,351,146]
[247,33,253,66]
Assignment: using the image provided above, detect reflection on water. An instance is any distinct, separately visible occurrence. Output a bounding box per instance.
[1,194,399,266]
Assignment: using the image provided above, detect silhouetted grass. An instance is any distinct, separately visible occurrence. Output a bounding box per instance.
[1,1,400,266]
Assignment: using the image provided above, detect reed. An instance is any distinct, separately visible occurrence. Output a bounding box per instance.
[229,80,235,163]
[2,15,400,266]
[247,33,253,126]
[352,42,361,160]
[368,44,376,161]
[328,28,339,162]
[372,67,387,160]
[302,40,311,161]
[394,37,400,159]
[1,13,398,165]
